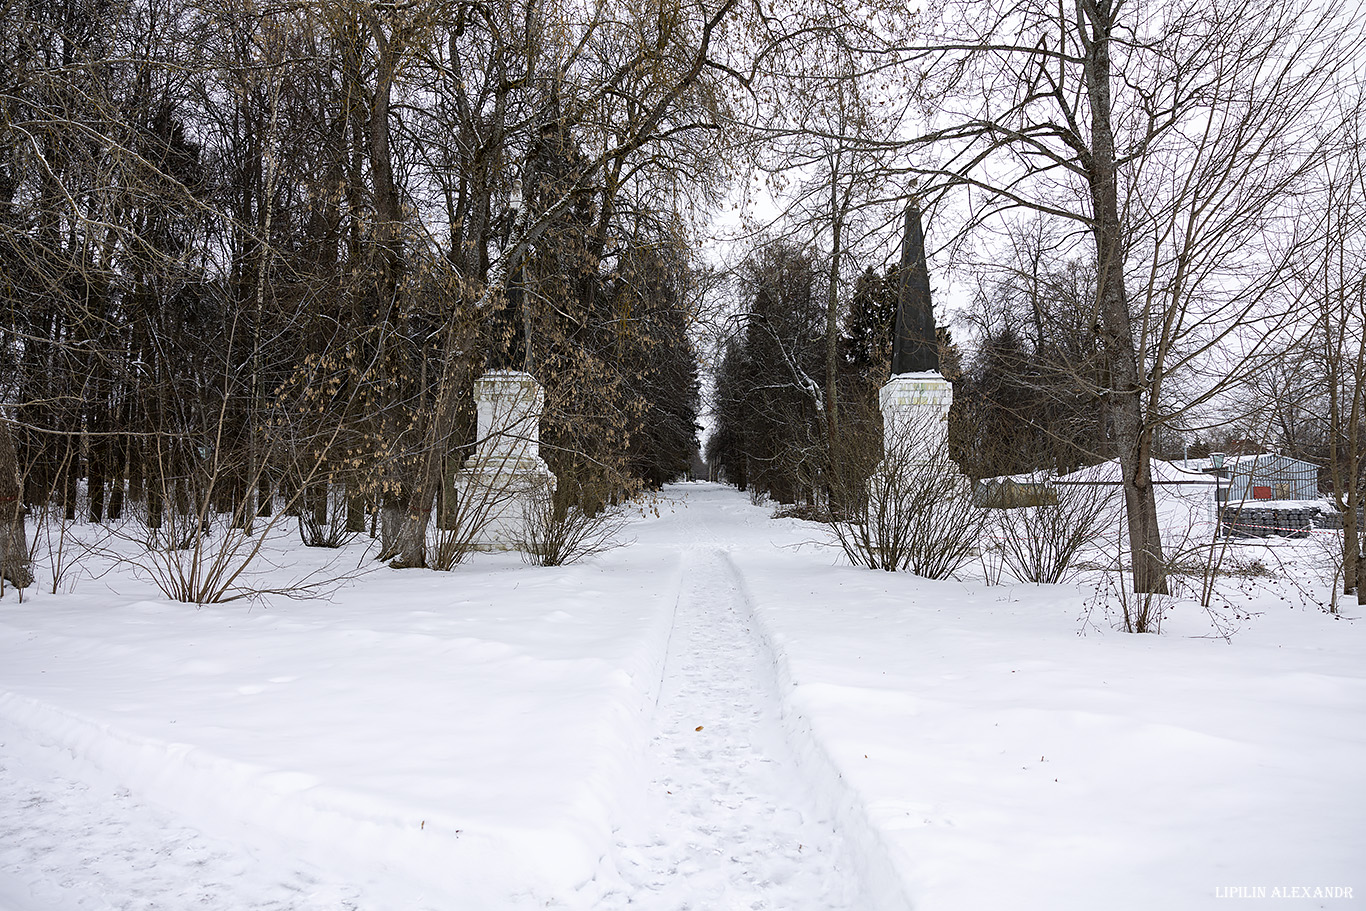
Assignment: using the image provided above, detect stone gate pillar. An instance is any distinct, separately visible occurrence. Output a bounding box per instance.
[453,370,556,551]
[879,370,953,463]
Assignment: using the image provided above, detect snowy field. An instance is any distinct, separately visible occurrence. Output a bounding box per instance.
[1,483,1362,909]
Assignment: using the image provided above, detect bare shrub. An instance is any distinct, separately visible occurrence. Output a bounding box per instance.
[995,482,1113,583]
[824,401,886,523]
[1085,522,1267,637]
[135,512,269,602]
[1310,529,1346,613]
[773,502,830,522]
[1081,566,1178,636]
[1223,531,1353,616]
[1079,518,1171,634]
[830,414,987,579]
[427,481,502,571]
[30,501,112,594]
[516,488,628,566]
[117,384,361,603]
[297,483,357,549]
[128,461,326,603]
[427,441,536,571]
[10,446,93,597]
[977,537,1008,585]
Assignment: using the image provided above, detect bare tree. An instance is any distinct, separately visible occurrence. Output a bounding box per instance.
[903,0,1359,598]
[0,415,32,592]
[1310,107,1366,603]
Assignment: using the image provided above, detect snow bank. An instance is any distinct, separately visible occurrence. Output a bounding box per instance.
[728,499,1366,910]
[0,538,684,909]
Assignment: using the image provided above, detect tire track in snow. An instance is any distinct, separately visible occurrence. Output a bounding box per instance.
[598,547,869,910]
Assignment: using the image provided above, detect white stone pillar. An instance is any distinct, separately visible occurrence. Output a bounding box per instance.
[879,370,953,462]
[453,370,557,551]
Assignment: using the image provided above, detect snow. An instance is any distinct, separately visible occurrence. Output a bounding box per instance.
[2,484,1363,909]
[732,553,1364,909]
[1223,498,1336,512]
[1,538,680,909]
[598,548,871,909]
[1055,457,1218,487]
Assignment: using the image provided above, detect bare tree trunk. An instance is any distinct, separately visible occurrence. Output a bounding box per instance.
[1326,239,1363,596]
[1081,0,1167,597]
[107,438,126,521]
[1342,432,1360,595]
[60,433,78,522]
[0,417,34,590]
[88,447,105,523]
[346,488,367,533]
[1357,552,1365,606]
[390,313,468,566]
[824,161,842,455]
[1345,382,1363,600]
[307,481,328,530]
[1343,306,1364,597]
[364,10,424,568]
[1345,506,1360,595]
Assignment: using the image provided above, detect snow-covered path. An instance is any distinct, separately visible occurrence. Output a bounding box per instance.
[599,546,867,910]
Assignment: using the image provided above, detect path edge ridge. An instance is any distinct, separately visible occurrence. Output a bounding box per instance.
[718,549,916,911]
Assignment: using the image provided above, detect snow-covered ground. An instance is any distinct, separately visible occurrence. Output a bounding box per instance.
[1,483,1362,909]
